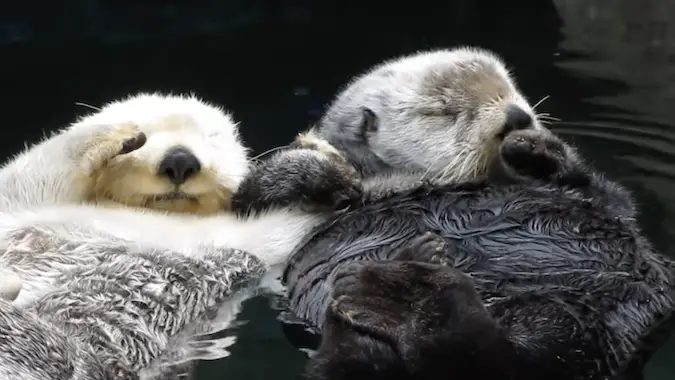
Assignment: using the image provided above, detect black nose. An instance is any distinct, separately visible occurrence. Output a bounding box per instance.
[158,147,201,185]
[503,104,533,135]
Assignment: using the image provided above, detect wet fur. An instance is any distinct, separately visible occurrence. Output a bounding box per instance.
[0,141,361,380]
[276,48,675,380]
[0,94,363,379]
[0,237,265,380]
[286,129,675,380]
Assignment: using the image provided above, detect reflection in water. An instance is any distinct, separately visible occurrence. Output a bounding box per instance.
[0,0,674,379]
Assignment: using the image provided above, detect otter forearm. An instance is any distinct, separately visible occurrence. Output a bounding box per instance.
[231,140,363,218]
[0,129,92,210]
[0,122,146,212]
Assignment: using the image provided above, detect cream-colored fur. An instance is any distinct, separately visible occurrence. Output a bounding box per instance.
[320,46,544,184]
[0,93,248,214]
[0,93,325,307]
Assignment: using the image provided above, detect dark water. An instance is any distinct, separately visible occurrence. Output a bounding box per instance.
[1,0,674,379]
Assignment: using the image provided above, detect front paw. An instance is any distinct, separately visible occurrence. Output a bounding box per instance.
[491,128,576,182]
[288,130,363,211]
[232,135,363,216]
[82,122,147,172]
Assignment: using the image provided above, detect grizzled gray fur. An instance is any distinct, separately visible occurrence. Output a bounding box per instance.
[274,47,675,380]
[0,231,265,380]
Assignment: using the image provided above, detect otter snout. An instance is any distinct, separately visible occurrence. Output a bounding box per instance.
[157,146,202,185]
[502,104,534,136]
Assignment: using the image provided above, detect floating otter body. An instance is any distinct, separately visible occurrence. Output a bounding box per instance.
[0,93,363,379]
[275,48,675,380]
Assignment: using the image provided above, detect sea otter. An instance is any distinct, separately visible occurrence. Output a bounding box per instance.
[269,47,675,380]
[0,92,361,307]
[0,93,363,379]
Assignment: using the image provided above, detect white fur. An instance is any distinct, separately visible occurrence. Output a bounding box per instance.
[0,93,324,307]
[3,205,322,307]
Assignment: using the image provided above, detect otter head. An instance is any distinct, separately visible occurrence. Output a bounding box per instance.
[76,93,249,215]
[316,46,544,183]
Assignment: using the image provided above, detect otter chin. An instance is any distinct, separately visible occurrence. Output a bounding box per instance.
[83,93,248,215]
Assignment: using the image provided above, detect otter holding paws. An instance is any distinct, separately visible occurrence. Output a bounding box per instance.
[232,131,363,216]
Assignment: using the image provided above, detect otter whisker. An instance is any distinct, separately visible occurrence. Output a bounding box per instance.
[430,156,453,183]
[74,102,102,112]
[536,113,562,127]
[431,166,446,183]
[438,152,471,183]
[433,153,463,184]
[541,117,561,122]
[251,145,289,162]
[537,113,561,122]
[418,154,450,182]
[531,95,550,110]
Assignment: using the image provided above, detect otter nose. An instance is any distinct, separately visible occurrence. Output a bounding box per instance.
[503,104,533,135]
[158,147,201,186]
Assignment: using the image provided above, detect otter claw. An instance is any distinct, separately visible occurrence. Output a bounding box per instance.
[334,196,353,210]
[120,132,147,155]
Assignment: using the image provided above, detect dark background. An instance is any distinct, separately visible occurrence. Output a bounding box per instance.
[1,1,674,379]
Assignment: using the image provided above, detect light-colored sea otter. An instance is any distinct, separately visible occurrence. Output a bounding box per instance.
[269,47,675,380]
[0,93,362,379]
[0,92,247,302]
[0,92,362,307]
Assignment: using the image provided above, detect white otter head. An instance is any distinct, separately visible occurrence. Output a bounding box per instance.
[318,46,544,182]
[74,93,249,214]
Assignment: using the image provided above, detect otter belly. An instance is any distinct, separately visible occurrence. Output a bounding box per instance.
[282,182,674,339]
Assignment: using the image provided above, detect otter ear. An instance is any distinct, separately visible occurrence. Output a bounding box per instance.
[358,108,379,139]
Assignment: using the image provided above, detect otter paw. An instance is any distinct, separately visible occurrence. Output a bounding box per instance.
[328,261,402,339]
[231,144,362,216]
[496,129,574,181]
[327,260,481,356]
[83,122,147,172]
[390,231,454,266]
[291,130,346,163]
[289,131,362,210]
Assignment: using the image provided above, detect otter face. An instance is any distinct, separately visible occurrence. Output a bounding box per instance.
[75,93,249,214]
[320,47,543,183]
